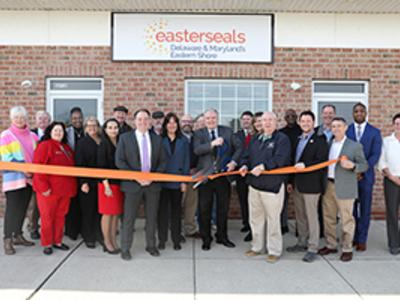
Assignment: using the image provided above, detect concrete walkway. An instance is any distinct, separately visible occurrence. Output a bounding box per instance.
[0,220,399,300]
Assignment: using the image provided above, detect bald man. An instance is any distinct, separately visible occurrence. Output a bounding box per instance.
[240,112,291,263]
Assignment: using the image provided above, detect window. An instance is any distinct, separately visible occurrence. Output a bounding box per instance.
[312,81,368,125]
[185,80,272,130]
[46,78,104,125]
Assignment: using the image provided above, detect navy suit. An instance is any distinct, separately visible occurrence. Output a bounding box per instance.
[158,136,190,246]
[346,123,382,244]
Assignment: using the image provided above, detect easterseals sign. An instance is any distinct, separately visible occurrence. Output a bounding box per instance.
[112,14,273,63]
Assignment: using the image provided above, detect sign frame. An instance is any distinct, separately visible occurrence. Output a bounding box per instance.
[111,12,275,64]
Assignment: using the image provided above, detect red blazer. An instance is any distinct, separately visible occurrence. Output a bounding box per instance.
[33,139,77,197]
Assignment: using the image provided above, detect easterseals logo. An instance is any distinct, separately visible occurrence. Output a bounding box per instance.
[144,19,247,56]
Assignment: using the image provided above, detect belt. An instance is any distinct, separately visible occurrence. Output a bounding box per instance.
[328,178,335,183]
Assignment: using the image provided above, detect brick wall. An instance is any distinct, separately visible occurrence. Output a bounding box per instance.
[0,45,399,219]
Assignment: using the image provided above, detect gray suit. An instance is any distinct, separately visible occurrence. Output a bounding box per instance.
[115,130,167,251]
[332,138,369,200]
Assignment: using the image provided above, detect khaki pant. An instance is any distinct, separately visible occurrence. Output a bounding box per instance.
[293,188,320,253]
[183,183,198,235]
[248,184,284,256]
[323,181,355,253]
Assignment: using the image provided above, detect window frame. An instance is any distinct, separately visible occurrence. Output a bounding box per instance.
[46,77,104,124]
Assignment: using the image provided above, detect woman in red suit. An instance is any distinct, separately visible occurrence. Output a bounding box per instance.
[97,118,123,254]
[33,122,77,255]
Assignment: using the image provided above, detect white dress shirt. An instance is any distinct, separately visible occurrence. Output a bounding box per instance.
[328,136,346,179]
[378,133,400,176]
[37,128,45,139]
[135,130,152,169]
[208,127,219,139]
[354,122,367,142]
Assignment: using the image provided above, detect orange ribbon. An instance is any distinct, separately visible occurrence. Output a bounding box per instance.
[0,157,344,183]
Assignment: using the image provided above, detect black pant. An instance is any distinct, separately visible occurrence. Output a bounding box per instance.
[79,183,102,244]
[236,176,249,228]
[4,186,32,238]
[158,188,182,246]
[384,178,400,249]
[65,195,82,239]
[198,177,231,244]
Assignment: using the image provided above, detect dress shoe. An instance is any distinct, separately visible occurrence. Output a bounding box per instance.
[340,252,353,262]
[158,242,166,250]
[240,225,250,233]
[302,252,317,263]
[103,245,119,255]
[30,230,40,240]
[43,247,53,255]
[202,243,211,251]
[85,242,96,249]
[173,244,182,251]
[266,255,280,263]
[245,250,260,257]
[389,248,400,255]
[121,250,132,261]
[13,235,34,246]
[3,238,15,255]
[286,244,307,253]
[180,235,186,243]
[53,243,70,251]
[318,247,338,256]
[244,232,252,242]
[185,232,202,239]
[355,243,367,252]
[216,239,235,248]
[146,247,160,257]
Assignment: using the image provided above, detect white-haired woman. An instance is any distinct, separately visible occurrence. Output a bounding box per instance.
[75,116,103,248]
[0,106,38,255]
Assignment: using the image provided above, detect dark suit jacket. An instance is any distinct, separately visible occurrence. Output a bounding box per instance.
[161,135,190,190]
[292,132,329,194]
[97,136,119,185]
[75,135,99,187]
[115,129,167,194]
[193,125,242,174]
[346,123,382,184]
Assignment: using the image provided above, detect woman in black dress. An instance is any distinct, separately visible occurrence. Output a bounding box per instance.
[75,116,102,248]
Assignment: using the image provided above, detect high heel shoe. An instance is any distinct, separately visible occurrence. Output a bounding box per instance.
[103,245,119,255]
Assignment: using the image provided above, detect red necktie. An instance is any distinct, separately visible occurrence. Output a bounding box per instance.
[245,133,251,148]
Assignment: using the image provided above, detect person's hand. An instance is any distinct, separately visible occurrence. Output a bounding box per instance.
[42,189,51,197]
[287,184,294,193]
[357,173,364,181]
[25,172,33,178]
[239,165,248,177]
[137,180,151,186]
[81,183,90,193]
[181,183,187,193]
[251,164,265,177]
[189,168,197,175]
[294,162,305,170]
[390,175,400,186]
[211,137,224,147]
[226,161,236,172]
[340,159,355,170]
[105,186,113,197]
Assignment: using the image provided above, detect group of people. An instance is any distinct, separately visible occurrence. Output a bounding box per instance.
[1,103,399,264]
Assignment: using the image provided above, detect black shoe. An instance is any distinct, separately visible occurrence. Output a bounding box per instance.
[158,242,166,250]
[85,242,96,249]
[173,244,182,251]
[43,247,53,255]
[216,239,236,248]
[240,225,250,233]
[281,226,289,235]
[146,247,160,257]
[202,243,211,251]
[244,232,252,242]
[30,230,40,240]
[53,243,70,251]
[121,250,132,261]
[103,245,119,255]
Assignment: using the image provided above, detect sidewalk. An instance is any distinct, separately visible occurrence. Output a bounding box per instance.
[0,219,399,300]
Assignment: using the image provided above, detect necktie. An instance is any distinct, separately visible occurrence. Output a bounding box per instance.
[141,133,150,172]
[211,129,218,157]
[244,132,251,148]
[356,124,362,142]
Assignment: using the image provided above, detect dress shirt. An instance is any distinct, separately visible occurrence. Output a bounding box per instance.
[135,130,152,170]
[328,136,346,179]
[378,133,400,176]
[37,128,45,139]
[355,121,367,142]
[323,128,333,142]
[295,130,314,163]
[208,127,219,140]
